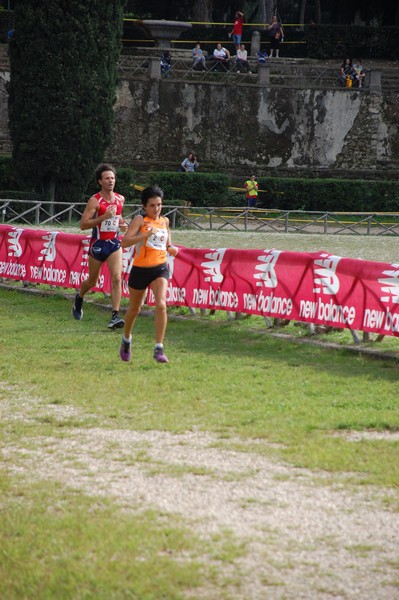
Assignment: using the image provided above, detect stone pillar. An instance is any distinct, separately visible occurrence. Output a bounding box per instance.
[251,30,261,56]
[258,63,270,86]
[369,69,382,92]
[149,58,161,80]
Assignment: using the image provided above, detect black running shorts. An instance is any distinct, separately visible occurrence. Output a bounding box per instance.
[128,263,169,290]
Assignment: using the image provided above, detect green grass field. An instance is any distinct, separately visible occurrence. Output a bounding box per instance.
[1,229,399,599]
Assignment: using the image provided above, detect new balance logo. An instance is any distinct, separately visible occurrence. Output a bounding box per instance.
[378,265,399,304]
[7,228,24,258]
[38,232,58,262]
[254,250,281,288]
[201,248,227,283]
[313,254,341,295]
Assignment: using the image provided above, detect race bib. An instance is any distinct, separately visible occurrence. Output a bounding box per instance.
[100,216,119,232]
[146,228,168,250]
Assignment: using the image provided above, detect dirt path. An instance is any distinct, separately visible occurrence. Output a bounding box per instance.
[2,391,399,600]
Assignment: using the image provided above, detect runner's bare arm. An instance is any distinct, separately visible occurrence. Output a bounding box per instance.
[121,215,153,248]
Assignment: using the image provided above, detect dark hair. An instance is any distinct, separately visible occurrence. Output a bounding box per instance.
[95,163,116,182]
[141,185,164,206]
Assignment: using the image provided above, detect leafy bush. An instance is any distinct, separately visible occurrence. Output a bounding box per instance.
[0,155,20,191]
[137,171,231,207]
[260,177,399,212]
[304,25,399,60]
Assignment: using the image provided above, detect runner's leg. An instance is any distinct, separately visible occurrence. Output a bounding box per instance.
[79,255,102,297]
[150,277,168,344]
[123,287,147,340]
[106,248,123,312]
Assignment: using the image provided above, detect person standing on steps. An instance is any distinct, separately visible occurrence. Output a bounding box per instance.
[268,15,284,58]
[72,163,127,329]
[119,186,178,364]
[230,10,244,52]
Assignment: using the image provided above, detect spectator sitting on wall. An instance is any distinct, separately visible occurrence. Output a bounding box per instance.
[236,43,250,73]
[213,43,230,72]
[339,57,354,87]
[192,42,206,71]
[160,50,171,76]
[352,58,366,88]
[257,49,269,63]
[180,153,199,172]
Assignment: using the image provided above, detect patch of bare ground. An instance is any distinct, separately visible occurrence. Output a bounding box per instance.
[1,393,399,599]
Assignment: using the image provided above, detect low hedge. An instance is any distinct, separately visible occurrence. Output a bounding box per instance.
[0,154,20,191]
[136,171,231,207]
[2,156,399,214]
[259,177,399,212]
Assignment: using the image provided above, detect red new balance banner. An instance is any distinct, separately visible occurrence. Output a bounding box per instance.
[1,225,398,336]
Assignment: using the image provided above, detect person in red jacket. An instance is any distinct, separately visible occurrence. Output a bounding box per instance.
[230,11,244,51]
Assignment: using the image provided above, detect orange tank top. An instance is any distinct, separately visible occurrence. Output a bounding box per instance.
[133,216,168,267]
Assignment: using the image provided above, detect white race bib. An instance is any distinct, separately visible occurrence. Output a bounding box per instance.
[100,216,119,232]
[146,228,167,250]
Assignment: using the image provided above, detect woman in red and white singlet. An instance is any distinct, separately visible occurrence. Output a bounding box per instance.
[120,185,178,363]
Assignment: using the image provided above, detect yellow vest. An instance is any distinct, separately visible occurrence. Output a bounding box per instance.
[245,179,258,197]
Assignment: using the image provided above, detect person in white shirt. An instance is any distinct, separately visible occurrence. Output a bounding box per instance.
[213,43,230,71]
[236,43,249,73]
[181,153,199,172]
[352,58,366,88]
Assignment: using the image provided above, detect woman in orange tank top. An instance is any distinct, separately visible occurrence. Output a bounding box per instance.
[120,186,178,363]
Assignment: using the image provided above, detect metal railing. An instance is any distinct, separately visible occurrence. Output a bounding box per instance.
[1,200,399,236]
[117,55,375,89]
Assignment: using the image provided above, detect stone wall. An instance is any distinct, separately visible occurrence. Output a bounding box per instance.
[0,65,398,180]
[107,76,399,179]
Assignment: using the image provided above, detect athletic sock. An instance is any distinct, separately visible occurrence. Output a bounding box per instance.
[112,310,118,318]
[123,335,132,343]
[155,343,163,350]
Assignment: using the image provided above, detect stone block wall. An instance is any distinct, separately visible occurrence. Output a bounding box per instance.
[106,77,399,179]
[0,64,398,180]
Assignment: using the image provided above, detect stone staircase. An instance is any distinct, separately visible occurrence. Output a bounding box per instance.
[1,43,398,90]
[380,66,399,91]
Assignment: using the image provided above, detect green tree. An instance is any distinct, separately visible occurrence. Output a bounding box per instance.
[8,0,125,205]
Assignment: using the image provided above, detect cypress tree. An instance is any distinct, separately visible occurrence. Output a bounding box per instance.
[8,0,125,204]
